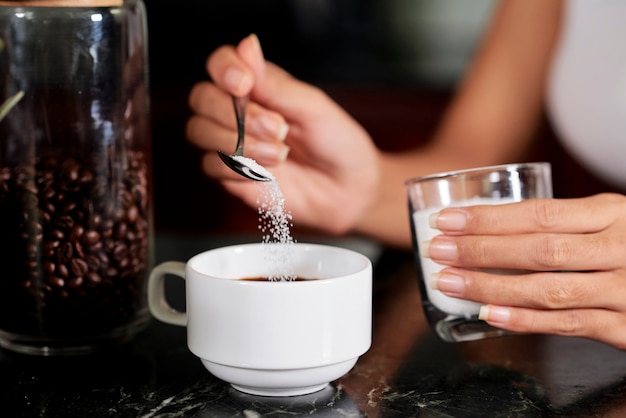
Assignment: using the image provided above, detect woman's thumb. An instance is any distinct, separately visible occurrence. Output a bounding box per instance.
[235,34,266,93]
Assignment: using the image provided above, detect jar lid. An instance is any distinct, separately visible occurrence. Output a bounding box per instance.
[0,0,122,6]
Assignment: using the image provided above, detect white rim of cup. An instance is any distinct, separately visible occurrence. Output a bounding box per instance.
[186,242,372,282]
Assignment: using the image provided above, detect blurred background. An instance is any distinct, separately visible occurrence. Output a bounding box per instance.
[148,0,495,87]
[147,0,618,241]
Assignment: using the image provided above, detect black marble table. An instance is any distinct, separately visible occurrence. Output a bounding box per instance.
[2,234,626,417]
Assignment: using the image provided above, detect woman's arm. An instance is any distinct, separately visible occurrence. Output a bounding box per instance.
[355,0,564,247]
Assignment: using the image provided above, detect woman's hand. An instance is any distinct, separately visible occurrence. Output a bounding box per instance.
[426,193,626,349]
[186,34,380,235]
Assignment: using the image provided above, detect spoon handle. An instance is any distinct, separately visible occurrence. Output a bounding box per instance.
[232,95,248,156]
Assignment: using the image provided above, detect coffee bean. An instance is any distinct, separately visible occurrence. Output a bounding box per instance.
[97,252,110,265]
[87,214,102,229]
[103,267,118,278]
[74,241,86,258]
[40,210,51,224]
[42,187,55,200]
[87,241,103,254]
[67,276,84,289]
[85,272,102,285]
[70,258,88,277]
[56,242,73,263]
[43,240,59,253]
[49,276,65,288]
[55,215,74,230]
[118,257,130,270]
[112,243,127,261]
[62,160,80,182]
[62,201,77,213]
[85,255,100,271]
[101,220,114,238]
[48,229,65,241]
[82,230,100,245]
[43,261,55,275]
[56,264,69,279]
[115,222,128,240]
[78,171,93,184]
[126,205,139,223]
[54,191,64,203]
[69,224,84,241]
[43,201,57,215]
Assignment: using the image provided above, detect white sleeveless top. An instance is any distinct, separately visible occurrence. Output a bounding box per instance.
[546,0,626,189]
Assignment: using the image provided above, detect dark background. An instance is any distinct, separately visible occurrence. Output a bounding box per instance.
[145,0,621,240]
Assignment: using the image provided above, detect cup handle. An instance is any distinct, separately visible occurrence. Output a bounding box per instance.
[148,261,187,326]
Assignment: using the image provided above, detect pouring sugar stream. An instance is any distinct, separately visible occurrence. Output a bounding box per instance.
[230,155,297,281]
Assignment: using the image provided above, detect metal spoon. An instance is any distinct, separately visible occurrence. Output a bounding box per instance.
[217,95,272,182]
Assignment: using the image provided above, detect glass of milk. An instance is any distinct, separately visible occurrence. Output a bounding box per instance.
[405,162,552,342]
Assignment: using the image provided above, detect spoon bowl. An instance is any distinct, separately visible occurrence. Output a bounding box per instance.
[217,95,272,182]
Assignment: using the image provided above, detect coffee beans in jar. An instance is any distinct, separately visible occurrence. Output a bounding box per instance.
[0,152,151,350]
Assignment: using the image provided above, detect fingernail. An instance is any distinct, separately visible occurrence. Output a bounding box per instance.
[419,241,430,258]
[429,209,467,231]
[428,212,440,228]
[277,145,290,162]
[479,305,511,323]
[432,271,465,296]
[277,123,289,141]
[248,33,264,61]
[255,142,290,164]
[428,273,439,290]
[224,67,251,93]
[426,237,458,262]
[253,115,289,141]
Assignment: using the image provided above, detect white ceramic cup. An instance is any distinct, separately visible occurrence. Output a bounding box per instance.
[148,242,372,397]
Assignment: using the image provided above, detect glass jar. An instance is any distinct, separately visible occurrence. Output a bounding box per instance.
[0,0,153,355]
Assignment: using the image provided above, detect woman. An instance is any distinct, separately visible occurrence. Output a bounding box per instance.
[185,0,626,349]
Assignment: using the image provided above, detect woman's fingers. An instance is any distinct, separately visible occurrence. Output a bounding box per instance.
[200,152,255,182]
[425,230,621,271]
[425,193,626,350]
[433,268,623,311]
[188,82,289,142]
[479,305,626,350]
[188,82,234,123]
[188,117,289,169]
[431,194,623,235]
[433,267,626,348]
[424,194,626,271]
[186,113,234,152]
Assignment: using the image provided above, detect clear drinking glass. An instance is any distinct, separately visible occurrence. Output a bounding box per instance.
[405,162,552,342]
[0,0,153,355]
